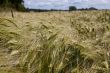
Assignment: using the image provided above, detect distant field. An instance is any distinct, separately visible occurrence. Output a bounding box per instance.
[0,10,110,73]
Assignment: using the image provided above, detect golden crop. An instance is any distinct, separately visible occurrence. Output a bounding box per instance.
[0,10,110,73]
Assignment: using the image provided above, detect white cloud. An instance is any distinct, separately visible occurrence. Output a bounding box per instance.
[81,0,110,3]
[24,0,69,9]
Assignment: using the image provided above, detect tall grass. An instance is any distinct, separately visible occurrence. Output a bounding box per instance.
[0,11,110,73]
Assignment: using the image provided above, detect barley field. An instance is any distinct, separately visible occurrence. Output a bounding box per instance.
[0,10,110,73]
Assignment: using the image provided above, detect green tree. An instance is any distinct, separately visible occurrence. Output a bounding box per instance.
[0,0,25,11]
[69,6,77,11]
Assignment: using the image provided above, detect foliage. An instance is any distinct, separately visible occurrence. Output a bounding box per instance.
[69,6,77,11]
[0,0,25,11]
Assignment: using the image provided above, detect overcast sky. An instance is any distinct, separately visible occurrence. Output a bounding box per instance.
[23,0,110,9]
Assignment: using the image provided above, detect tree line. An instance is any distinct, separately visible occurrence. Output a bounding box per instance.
[69,6,97,11]
[26,6,98,12]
